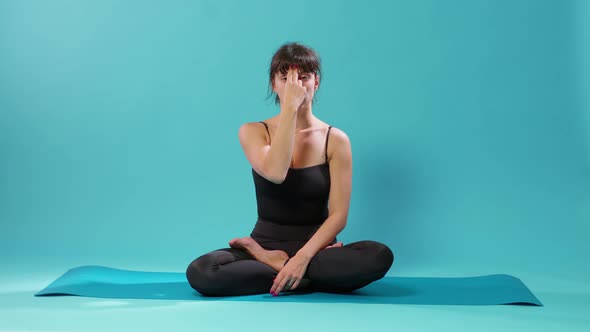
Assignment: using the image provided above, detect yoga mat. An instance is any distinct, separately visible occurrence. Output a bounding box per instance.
[35,265,542,306]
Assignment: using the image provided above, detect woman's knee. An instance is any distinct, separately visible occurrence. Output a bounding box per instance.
[351,240,395,274]
[185,251,227,295]
[373,241,394,274]
[306,240,394,292]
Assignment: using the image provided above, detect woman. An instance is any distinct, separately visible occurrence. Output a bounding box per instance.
[186,42,394,296]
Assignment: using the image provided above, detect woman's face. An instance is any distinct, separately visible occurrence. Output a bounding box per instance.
[272,68,320,106]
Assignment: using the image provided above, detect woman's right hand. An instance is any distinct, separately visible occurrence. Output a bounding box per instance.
[282,65,307,112]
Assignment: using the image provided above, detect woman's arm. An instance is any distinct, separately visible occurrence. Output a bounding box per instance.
[296,127,352,259]
[270,128,352,295]
[238,66,304,184]
[238,110,297,184]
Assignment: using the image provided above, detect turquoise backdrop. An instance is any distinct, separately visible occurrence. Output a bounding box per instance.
[1,0,588,284]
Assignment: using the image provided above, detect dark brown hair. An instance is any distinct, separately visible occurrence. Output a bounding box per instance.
[266,42,322,105]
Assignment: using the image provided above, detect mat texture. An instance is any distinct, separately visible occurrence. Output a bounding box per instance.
[35,265,542,306]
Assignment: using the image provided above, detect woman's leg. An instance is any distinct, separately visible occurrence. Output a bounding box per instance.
[305,240,394,293]
[186,248,278,296]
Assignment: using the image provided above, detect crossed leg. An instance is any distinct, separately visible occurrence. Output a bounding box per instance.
[186,239,393,296]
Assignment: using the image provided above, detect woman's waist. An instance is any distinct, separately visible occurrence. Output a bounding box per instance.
[250,217,323,242]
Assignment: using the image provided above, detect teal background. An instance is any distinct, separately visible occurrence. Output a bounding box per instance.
[1,1,590,331]
[1,0,589,278]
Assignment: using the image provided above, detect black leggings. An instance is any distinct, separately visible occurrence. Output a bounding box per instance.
[186,240,394,296]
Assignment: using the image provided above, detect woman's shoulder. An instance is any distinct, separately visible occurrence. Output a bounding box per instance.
[325,126,351,167]
[238,120,270,133]
[238,119,274,132]
[327,126,350,145]
[237,121,270,146]
[239,120,268,127]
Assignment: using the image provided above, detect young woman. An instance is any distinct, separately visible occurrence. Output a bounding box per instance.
[186,42,394,296]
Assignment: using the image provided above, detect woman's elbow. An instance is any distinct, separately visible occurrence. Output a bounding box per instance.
[256,165,287,184]
[266,170,287,184]
[330,213,348,229]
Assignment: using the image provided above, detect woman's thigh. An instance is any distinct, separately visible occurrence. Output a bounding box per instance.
[305,240,394,292]
[186,248,277,296]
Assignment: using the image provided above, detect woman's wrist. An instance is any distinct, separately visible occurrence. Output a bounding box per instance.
[280,102,299,113]
[294,249,314,262]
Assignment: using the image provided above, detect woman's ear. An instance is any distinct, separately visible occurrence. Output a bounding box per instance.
[315,74,320,90]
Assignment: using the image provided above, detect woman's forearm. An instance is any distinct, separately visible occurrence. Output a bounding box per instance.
[263,108,297,183]
[295,214,347,260]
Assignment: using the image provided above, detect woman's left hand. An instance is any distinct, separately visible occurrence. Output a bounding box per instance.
[270,254,311,296]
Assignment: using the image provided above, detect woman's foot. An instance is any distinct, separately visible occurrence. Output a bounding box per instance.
[229,237,289,272]
[324,241,344,249]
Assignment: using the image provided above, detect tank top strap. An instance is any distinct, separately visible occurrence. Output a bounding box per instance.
[259,121,271,144]
[325,125,333,164]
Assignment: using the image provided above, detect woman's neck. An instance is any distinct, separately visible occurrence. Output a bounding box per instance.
[295,105,316,130]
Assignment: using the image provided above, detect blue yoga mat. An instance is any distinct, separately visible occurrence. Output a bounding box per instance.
[35,265,542,306]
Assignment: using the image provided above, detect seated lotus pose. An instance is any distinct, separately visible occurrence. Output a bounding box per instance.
[186,42,394,296]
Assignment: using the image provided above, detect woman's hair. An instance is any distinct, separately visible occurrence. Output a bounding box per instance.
[266,42,323,105]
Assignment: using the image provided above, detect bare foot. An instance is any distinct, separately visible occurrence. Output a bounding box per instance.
[324,241,344,249]
[229,237,289,272]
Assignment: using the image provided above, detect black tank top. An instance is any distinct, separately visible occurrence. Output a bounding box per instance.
[252,121,332,226]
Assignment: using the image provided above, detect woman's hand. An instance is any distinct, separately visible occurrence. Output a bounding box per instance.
[269,242,343,295]
[282,65,307,111]
[270,253,311,296]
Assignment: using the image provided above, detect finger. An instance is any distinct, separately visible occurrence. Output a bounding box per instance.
[287,65,293,84]
[271,280,283,296]
[282,280,290,291]
[271,272,286,295]
[276,276,293,295]
[270,275,281,294]
[288,65,296,84]
[286,278,296,289]
[274,279,284,295]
